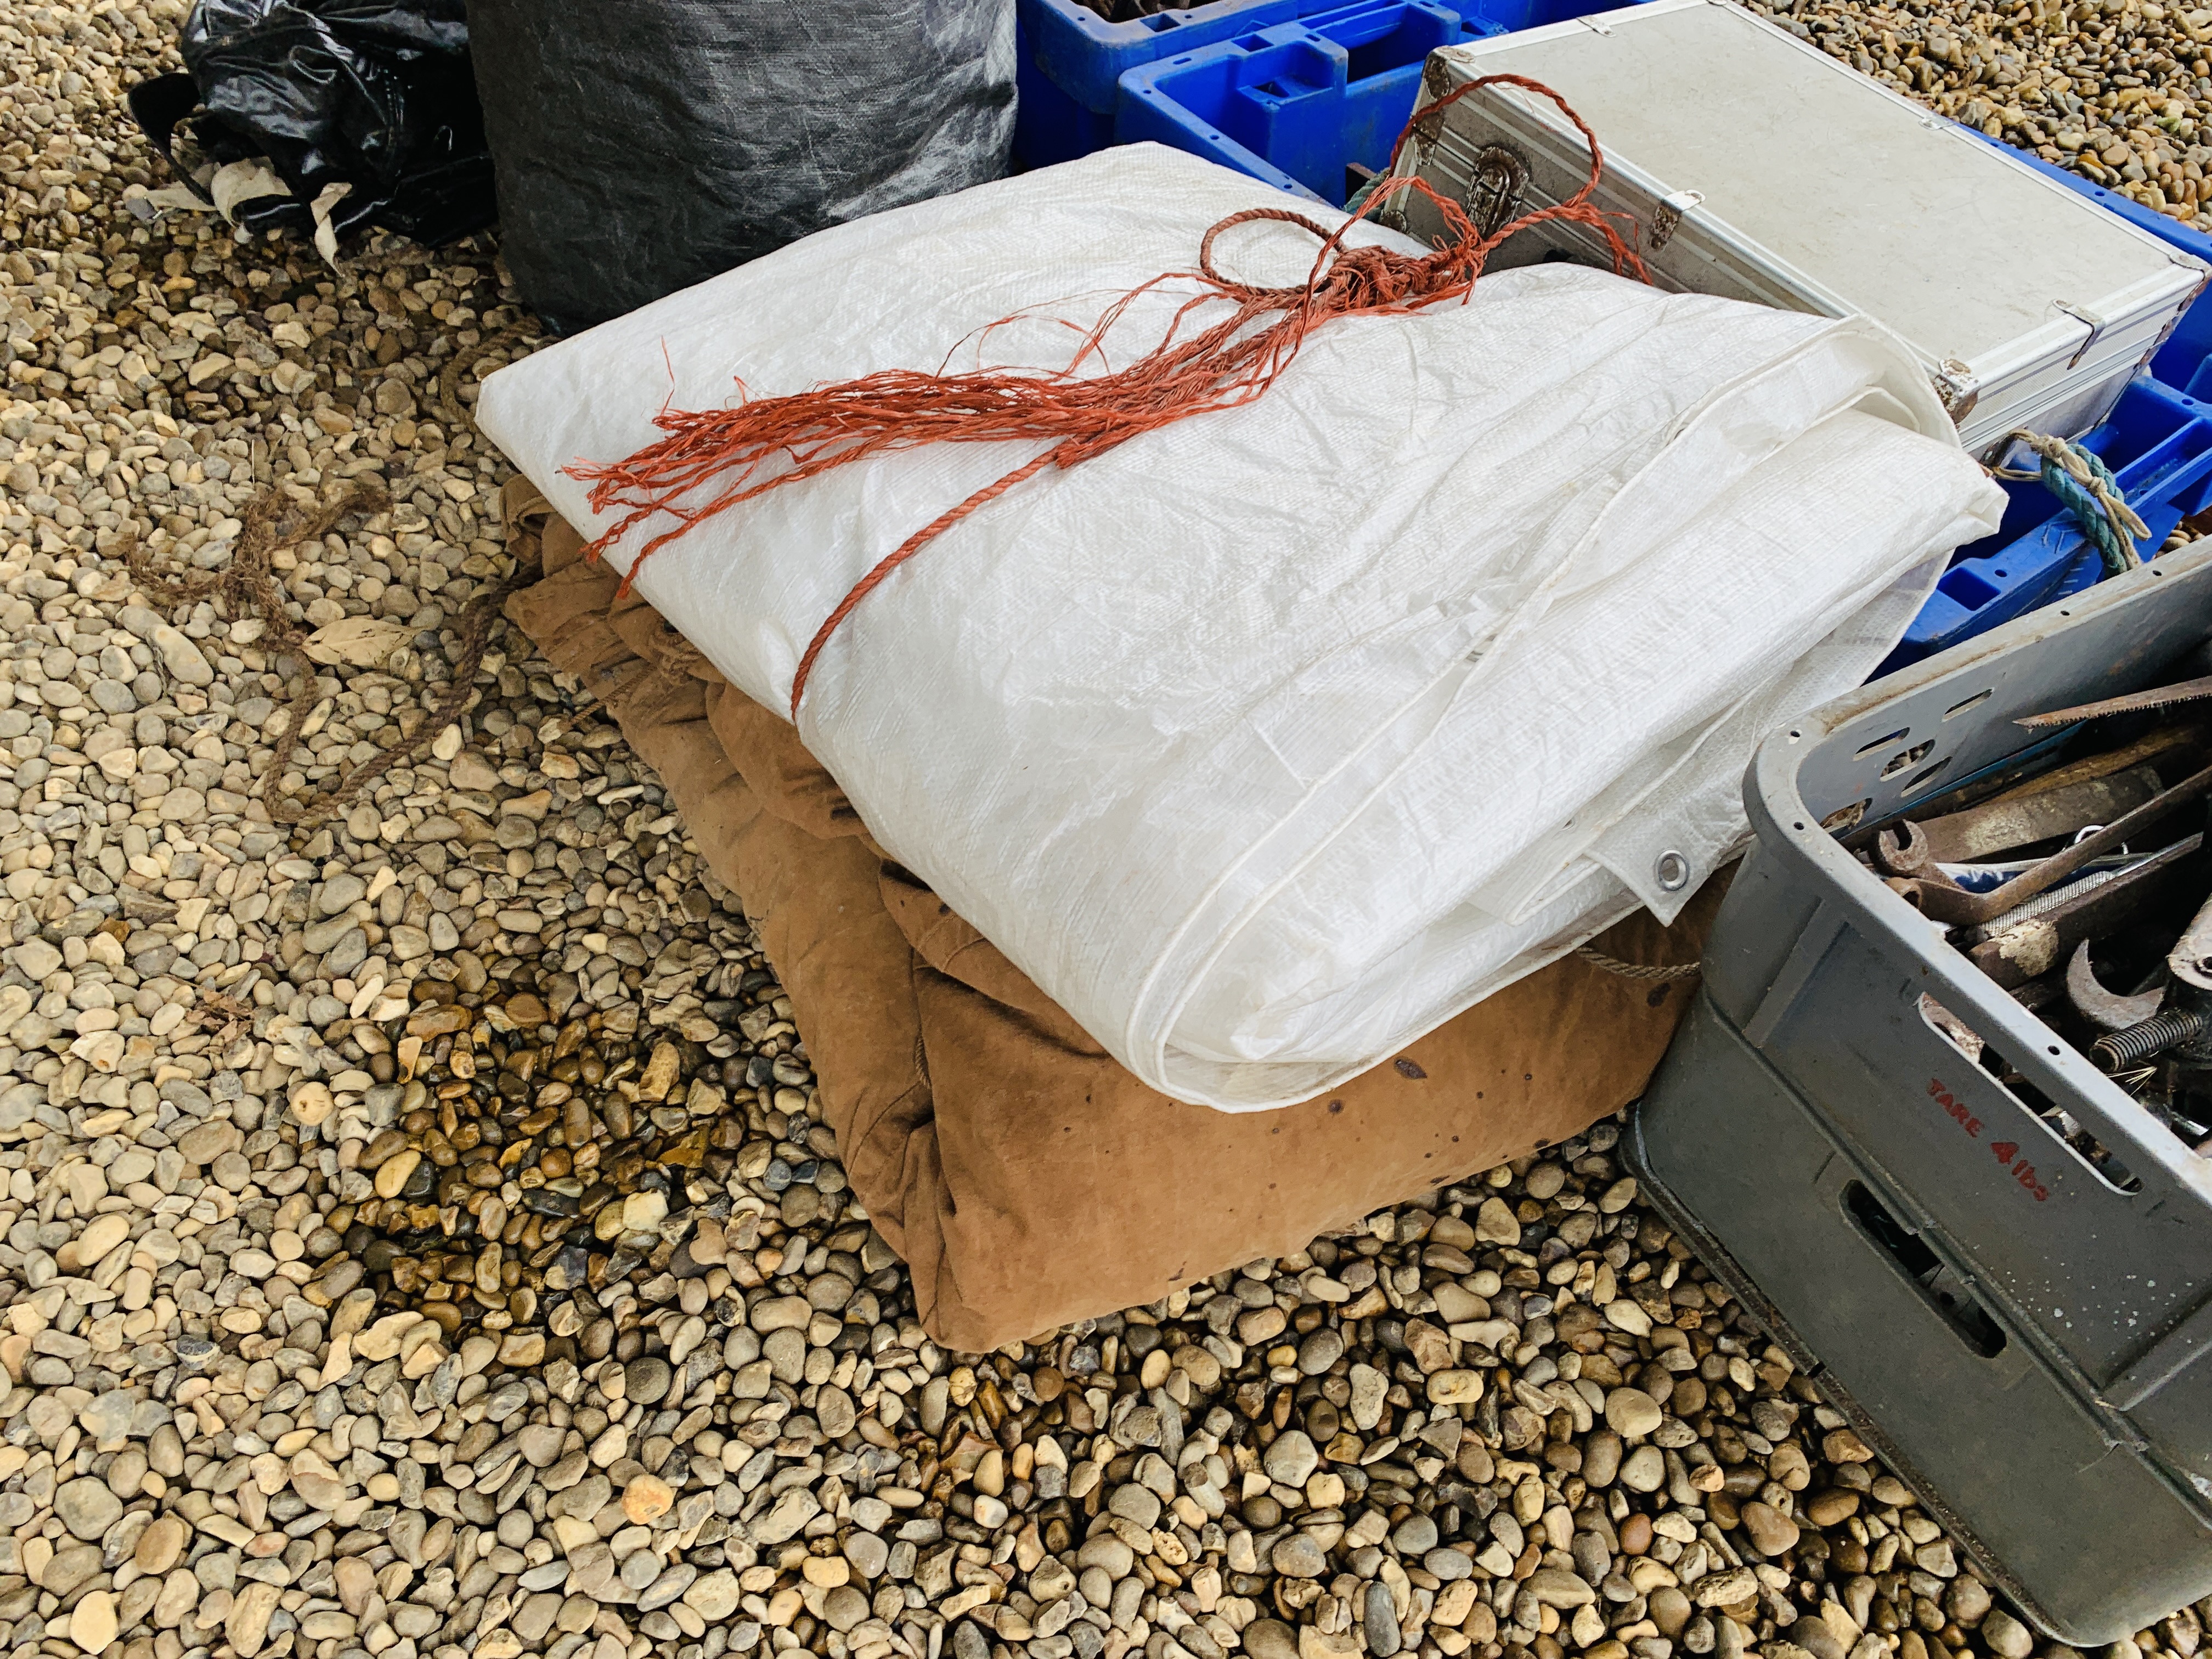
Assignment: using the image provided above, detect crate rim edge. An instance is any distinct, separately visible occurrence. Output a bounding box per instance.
[1741,545,2212,1200]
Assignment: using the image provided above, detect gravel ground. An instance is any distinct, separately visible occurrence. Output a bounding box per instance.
[0,9,2206,1659]
[1743,0,2212,224]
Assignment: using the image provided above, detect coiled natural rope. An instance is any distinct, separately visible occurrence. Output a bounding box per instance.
[1994,430,2147,577]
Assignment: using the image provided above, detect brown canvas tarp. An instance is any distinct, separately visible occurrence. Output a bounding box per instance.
[501,481,1721,1352]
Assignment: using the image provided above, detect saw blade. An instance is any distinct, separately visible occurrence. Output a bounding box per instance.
[2016,673,2212,729]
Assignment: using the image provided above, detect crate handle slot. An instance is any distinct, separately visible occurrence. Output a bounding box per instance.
[1819,797,1872,833]
[1942,690,1994,721]
[1854,726,1912,758]
[1842,1182,2009,1359]
[1915,995,2145,1195]
[1901,755,1954,796]
[1879,739,1937,779]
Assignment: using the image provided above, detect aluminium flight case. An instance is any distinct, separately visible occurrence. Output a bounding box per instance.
[1383,0,2209,463]
[1627,544,2212,1644]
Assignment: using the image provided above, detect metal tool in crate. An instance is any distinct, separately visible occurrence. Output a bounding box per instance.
[1626,546,2212,1644]
[2013,666,2212,1095]
[1381,0,2209,463]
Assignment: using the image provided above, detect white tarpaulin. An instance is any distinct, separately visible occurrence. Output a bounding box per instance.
[479,143,2005,1111]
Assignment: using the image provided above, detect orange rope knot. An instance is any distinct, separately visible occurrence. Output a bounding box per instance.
[565,75,1650,718]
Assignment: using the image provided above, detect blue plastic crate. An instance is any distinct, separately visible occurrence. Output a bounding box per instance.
[1876,374,2212,675]
[1014,0,1644,170]
[1114,1,1467,203]
[1017,0,1386,170]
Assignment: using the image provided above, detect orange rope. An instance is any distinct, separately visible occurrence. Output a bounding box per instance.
[565,75,1648,717]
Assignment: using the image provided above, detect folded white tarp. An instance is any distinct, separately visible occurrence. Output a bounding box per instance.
[480,143,2005,1111]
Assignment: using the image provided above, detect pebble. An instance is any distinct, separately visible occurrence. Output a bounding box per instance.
[1805,1487,1861,1525]
[622,1471,675,1523]
[1527,1566,1598,1608]
[1365,1580,1403,1657]
[1297,1324,1344,1374]
[1985,1610,2039,1658]
[1606,1384,1664,1437]
[687,1567,743,1621]
[52,1477,121,1539]
[69,1588,117,1654]
[1265,1427,1320,1484]
[1741,1499,1803,1556]
[1393,1513,1439,1553]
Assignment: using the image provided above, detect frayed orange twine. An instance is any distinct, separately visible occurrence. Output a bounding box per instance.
[565,75,1649,718]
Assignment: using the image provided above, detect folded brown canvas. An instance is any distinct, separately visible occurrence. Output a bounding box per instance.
[500,481,1723,1353]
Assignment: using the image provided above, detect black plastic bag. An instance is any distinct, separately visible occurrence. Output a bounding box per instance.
[129,0,495,249]
[466,0,1017,335]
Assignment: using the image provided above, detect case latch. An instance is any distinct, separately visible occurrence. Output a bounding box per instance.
[1648,189,1703,252]
[1463,144,1531,239]
[1391,58,1456,187]
[2054,300,2113,369]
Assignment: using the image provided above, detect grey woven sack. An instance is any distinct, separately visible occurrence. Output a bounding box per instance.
[467,0,1016,334]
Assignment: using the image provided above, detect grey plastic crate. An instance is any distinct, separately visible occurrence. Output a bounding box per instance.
[1628,545,2212,1645]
